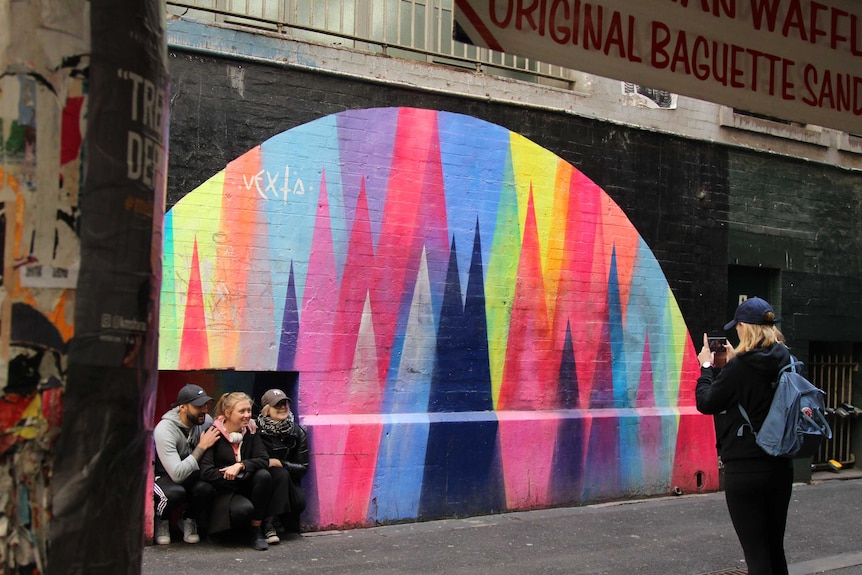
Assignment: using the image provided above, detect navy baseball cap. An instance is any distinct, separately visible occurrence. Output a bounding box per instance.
[724,297,782,331]
[172,384,213,407]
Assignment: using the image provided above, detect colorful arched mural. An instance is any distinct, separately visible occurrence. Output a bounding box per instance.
[159,107,718,529]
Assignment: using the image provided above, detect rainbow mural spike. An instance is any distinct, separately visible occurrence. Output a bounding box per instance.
[160,107,718,529]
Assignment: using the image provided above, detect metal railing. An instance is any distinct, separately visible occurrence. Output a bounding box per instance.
[166,0,583,90]
[809,354,858,468]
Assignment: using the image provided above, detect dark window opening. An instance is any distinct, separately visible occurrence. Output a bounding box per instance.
[155,370,300,425]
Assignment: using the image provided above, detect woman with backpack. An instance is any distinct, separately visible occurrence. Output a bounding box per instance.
[695,297,793,575]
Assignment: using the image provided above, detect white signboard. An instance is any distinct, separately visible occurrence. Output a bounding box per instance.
[453,0,862,133]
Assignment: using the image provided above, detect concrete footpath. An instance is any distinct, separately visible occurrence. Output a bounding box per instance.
[142,472,862,575]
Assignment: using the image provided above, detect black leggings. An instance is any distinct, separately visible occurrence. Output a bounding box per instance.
[231,468,273,523]
[723,461,793,575]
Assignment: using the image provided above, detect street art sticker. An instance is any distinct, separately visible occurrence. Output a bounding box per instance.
[160,107,717,529]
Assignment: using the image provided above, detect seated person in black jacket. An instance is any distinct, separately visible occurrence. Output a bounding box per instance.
[200,392,276,550]
[257,388,310,537]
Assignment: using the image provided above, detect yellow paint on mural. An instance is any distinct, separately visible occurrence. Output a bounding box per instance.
[544,159,573,323]
[509,133,559,271]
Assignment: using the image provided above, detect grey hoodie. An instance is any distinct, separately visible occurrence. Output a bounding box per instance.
[154,407,213,484]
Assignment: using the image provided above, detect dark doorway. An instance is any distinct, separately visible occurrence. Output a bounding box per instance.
[726,265,781,345]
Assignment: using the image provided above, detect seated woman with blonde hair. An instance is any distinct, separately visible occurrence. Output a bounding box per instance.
[257,388,309,537]
[200,392,276,550]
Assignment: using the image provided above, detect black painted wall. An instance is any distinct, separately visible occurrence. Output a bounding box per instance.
[726,151,862,357]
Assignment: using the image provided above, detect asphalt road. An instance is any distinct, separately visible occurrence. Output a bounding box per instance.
[142,474,862,575]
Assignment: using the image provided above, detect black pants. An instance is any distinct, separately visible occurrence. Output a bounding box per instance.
[207,469,275,534]
[269,466,306,532]
[724,460,793,575]
[154,473,214,521]
[228,468,274,525]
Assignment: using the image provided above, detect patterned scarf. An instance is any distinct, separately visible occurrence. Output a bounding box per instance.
[257,412,295,438]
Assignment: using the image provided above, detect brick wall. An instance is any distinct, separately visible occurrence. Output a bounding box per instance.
[727,151,862,350]
[166,52,730,333]
[160,48,729,529]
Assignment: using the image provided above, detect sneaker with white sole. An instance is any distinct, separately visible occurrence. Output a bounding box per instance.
[182,517,200,544]
[155,519,171,545]
[262,520,280,545]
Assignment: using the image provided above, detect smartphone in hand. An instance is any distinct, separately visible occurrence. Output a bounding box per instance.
[708,336,728,367]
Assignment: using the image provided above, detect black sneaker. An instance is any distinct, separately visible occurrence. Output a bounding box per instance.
[262,520,280,545]
[251,526,268,551]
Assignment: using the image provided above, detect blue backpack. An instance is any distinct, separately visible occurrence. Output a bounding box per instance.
[738,360,832,459]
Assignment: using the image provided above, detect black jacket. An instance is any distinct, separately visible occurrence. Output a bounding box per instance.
[200,426,269,491]
[259,424,309,482]
[696,343,791,463]
[258,421,310,519]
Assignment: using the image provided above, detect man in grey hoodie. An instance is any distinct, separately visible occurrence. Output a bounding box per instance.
[153,384,220,544]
